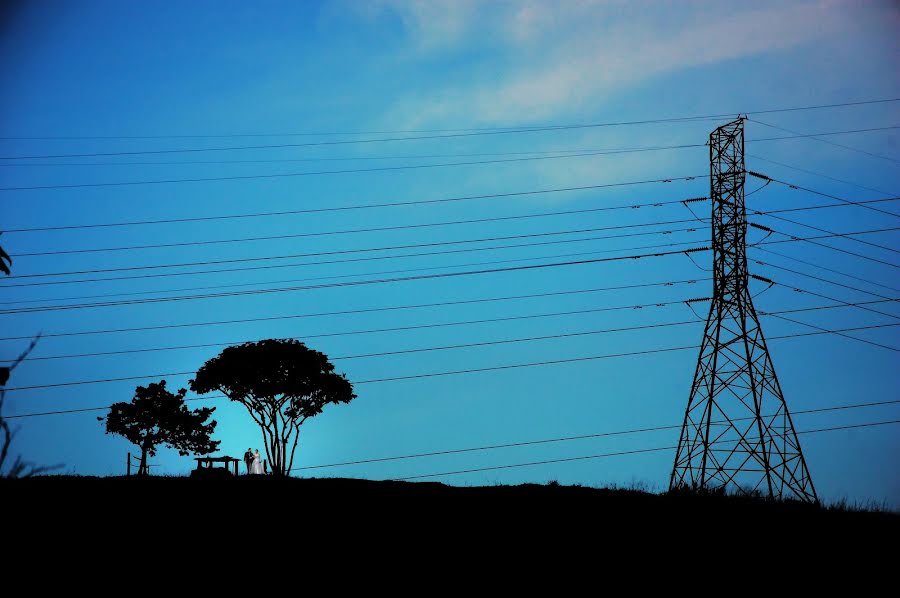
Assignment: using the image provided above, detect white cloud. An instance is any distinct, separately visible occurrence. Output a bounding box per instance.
[358,0,852,128]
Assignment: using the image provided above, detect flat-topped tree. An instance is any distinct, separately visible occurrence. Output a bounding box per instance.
[100,380,219,476]
[190,339,356,477]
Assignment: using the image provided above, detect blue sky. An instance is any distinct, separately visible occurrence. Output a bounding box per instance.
[1,0,898,505]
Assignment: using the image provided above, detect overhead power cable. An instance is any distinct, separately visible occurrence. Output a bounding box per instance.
[0,143,708,168]
[6,299,698,361]
[1,226,893,308]
[748,118,900,165]
[749,171,900,219]
[8,196,710,257]
[0,125,894,170]
[8,317,705,364]
[759,276,900,323]
[753,260,900,305]
[1,225,891,293]
[4,320,896,392]
[751,210,899,255]
[0,175,704,234]
[0,237,709,295]
[0,246,711,315]
[11,192,896,260]
[4,97,896,141]
[0,149,707,191]
[286,399,900,472]
[392,419,900,480]
[753,247,900,293]
[11,300,898,363]
[0,279,707,341]
[765,312,898,352]
[750,223,900,269]
[747,153,898,198]
[0,127,895,191]
[4,188,897,237]
[4,219,704,279]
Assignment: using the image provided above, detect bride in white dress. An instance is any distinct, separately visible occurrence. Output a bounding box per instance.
[250,449,264,475]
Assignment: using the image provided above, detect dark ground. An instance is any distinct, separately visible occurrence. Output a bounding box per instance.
[4,476,897,581]
[5,474,896,528]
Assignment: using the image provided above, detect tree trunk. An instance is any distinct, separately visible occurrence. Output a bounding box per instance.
[139,447,148,476]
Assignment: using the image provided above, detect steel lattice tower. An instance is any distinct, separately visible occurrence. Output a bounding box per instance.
[669,118,817,502]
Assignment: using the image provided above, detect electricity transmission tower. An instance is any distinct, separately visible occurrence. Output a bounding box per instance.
[670,118,817,502]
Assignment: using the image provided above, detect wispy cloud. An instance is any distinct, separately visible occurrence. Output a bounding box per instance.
[350,1,854,128]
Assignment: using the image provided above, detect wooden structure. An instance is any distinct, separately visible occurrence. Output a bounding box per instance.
[194,455,239,476]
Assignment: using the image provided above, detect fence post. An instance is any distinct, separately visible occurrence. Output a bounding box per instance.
[127,452,131,477]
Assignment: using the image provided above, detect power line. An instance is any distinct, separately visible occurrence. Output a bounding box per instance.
[0,150,706,191]
[752,223,900,269]
[4,97,897,141]
[0,345,688,392]
[754,260,900,305]
[10,190,897,259]
[0,144,710,168]
[766,312,898,352]
[2,221,705,282]
[12,302,898,364]
[747,153,898,198]
[285,399,900,472]
[3,225,890,293]
[3,244,699,306]
[751,125,900,144]
[0,128,892,171]
[758,196,900,215]
[750,171,900,219]
[748,118,900,165]
[754,247,900,293]
[2,229,894,323]
[396,446,672,479]
[751,207,899,255]
[11,317,705,364]
[780,287,900,324]
[351,323,900,386]
[1,98,895,151]
[1,227,893,309]
[5,321,896,392]
[1,175,704,234]
[756,298,896,317]
[392,419,900,480]
[7,299,697,361]
[8,206,708,258]
[0,246,710,315]
[1,227,892,314]
[0,131,702,161]
[4,186,896,238]
[0,278,706,341]
[0,127,896,192]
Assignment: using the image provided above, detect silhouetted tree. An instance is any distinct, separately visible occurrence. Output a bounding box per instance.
[0,233,51,478]
[190,339,355,476]
[0,234,12,387]
[0,337,55,478]
[0,235,11,277]
[100,380,219,475]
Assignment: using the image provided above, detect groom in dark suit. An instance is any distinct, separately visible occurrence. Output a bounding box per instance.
[243,448,253,475]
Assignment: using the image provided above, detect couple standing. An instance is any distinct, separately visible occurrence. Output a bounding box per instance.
[243,448,264,475]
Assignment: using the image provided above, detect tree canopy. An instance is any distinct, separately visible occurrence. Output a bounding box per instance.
[190,339,356,476]
[101,380,219,475]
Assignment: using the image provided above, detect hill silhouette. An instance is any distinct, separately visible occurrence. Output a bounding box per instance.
[4,476,895,535]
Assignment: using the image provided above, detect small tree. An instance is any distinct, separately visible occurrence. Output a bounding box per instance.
[0,337,53,478]
[0,234,52,478]
[190,339,355,476]
[100,380,219,475]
